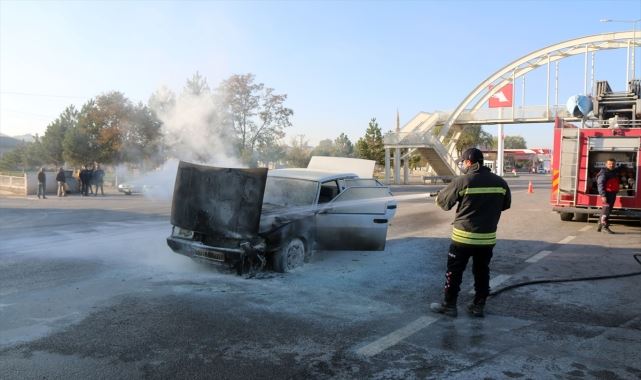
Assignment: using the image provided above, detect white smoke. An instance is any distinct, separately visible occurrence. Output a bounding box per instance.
[152,86,242,167]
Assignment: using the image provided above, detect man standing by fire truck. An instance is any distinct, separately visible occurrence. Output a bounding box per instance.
[430,148,511,318]
[597,158,620,234]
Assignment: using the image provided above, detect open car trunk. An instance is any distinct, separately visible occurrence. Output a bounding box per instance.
[170,161,268,240]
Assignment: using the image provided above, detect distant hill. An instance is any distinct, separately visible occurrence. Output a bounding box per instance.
[0,134,22,149]
[10,134,36,143]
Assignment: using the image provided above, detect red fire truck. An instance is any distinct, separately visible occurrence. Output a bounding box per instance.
[551,80,641,222]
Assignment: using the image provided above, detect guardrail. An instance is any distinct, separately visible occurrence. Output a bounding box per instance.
[0,173,27,196]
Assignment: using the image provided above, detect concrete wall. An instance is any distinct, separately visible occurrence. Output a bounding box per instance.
[0,171,60,196]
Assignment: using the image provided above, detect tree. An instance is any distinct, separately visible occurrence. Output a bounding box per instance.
[62,124,93,165]
[451,125,495,156]
[183,71,210,97]
[0,143,29,171]
[122,102,163,166]
[310,139,335,157]
[334,133,354,157]
[408,153,422,170]
[355,118,384,164]
[148,85,176,116]
[257,142,286,168]
[504,135,527,149]
[65,92,162,166]
[41,105,78,166]
[218,73,293,165]
[152,75,232,164]
[285,135,311,168]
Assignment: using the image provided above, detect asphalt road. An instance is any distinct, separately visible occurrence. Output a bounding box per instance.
[1,174,640,379]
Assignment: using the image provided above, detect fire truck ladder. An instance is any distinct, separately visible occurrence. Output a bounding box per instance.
[557,127,580,207]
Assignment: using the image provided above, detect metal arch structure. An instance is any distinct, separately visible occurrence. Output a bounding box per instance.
[439,31,640,139]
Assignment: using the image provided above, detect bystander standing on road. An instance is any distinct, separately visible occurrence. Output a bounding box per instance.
[55,167,66,197]
[93,164,105,196]
[430,148,511,318]
[86,164,95,195]
[37,167,47,199]
[597,158,620,234]
[79,165,89,196]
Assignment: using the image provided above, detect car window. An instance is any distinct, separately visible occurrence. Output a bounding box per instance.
[318,180,340,204]
[264,177,318,207]
[327,187,390,214]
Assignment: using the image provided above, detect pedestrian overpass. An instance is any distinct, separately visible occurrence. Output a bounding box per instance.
[383,31,639,184]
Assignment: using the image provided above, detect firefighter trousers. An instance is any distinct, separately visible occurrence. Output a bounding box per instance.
[442,242,494,305]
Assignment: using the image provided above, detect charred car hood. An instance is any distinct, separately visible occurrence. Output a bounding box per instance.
[170,161,268,239]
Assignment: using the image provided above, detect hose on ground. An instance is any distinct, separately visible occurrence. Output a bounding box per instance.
[489,253,641,297]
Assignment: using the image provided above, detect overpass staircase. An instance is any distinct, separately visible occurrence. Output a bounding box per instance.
[384,112,459,177]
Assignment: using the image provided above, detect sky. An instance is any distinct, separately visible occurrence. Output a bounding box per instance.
[1,0,640,149]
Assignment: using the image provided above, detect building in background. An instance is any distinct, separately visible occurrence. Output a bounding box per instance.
[483,148,552,174]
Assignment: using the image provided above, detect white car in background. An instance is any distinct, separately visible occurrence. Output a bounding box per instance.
[117,182,154,195]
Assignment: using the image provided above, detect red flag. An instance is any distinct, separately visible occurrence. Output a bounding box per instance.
[488,84,513,108]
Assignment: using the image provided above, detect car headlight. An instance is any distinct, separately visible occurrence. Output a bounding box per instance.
[172,226,194,239]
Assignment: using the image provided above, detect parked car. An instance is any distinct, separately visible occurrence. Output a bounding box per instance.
[118,182,154,195]
[166,158,397,274]
[63,170,80,193]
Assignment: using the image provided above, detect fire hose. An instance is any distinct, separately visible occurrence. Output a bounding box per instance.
[425,192,641,298]
[490,253,641,297]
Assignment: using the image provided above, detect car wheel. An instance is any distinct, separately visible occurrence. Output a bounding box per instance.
[273,238,305,273]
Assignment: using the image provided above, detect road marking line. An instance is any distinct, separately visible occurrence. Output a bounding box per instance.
[558,236,576,244]
[525,250,553,263]
[469,274,511,294]
[355,316,438,357]
[579,225,592,232]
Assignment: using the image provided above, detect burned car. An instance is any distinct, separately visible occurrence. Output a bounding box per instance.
[166,158,397,274]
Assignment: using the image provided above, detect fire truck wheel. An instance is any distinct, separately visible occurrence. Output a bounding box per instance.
[574,213,588,222]
[560,212,574,221]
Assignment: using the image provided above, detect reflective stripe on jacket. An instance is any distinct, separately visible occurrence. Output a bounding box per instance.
[436,165,511,246]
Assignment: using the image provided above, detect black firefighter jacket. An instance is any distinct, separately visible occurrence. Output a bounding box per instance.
[436,165,511,246]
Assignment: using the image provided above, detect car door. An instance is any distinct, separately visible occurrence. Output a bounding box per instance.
[315,185,392,251]
[343,178,397,220]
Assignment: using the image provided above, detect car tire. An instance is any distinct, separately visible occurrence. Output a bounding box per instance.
[273,238,305,273]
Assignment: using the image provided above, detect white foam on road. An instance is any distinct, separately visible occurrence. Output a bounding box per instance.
[355,315,439,357]
[557,236,576,244]
[525,250,553,263]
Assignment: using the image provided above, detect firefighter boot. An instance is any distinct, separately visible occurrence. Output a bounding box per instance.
[597,223,602,232]
[467,296,486,318]
[602,225,615,234]
[430,302,458,317]
[430,290,458,317]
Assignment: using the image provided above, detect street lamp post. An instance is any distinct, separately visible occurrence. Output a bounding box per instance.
[600,18,641,85]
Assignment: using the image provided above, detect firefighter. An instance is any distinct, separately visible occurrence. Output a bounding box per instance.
[596,158,620,234]
[430,148,511,318]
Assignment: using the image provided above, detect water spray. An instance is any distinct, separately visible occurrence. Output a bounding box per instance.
[262,191,439,220]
